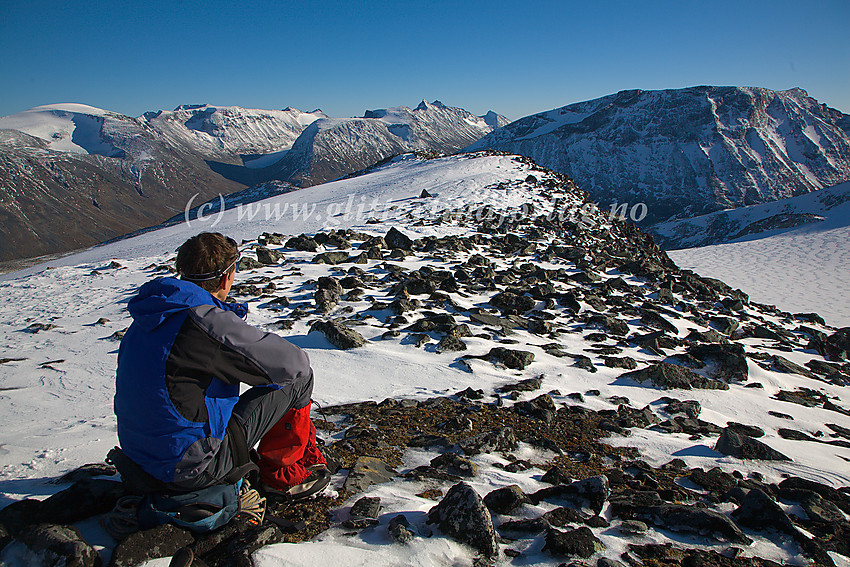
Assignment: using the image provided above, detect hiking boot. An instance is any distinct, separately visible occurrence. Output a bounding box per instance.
[262,467,331,503]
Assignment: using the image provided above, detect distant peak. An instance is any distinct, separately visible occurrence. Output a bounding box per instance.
[415,100,445,111]
[174,104,208,111]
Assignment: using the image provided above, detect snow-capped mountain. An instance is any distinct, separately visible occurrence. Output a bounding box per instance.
[651,180,850,249]
[1,153,848,567]
[467,87,850,225]
[0,101,504,263]
[0,104,244,263]
[268,100,509,187]
[140,104,326,164]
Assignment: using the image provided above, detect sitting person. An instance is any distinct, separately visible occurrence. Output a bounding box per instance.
[114,232,328,502]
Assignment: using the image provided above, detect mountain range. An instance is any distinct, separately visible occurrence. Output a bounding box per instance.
[0,101,506,262]
[468,86,850,225]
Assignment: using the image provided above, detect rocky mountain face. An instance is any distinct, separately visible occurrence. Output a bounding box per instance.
[0,101,504,262]
[468,87,850,225]
[267,100,508,187]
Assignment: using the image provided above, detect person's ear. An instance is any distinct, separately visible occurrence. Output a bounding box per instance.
[218,273,229,291]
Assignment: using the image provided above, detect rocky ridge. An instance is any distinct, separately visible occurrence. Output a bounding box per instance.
[1,155,848,566]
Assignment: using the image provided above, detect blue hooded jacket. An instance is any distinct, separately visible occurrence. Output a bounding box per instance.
[115,277,312,484]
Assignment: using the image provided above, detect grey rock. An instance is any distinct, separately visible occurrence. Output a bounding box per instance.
[436,335,467,352]
[732,488,797,534]
[497,376,543,393]
[619,520,648,534]
[686,343,748,382]
[312,251,350,265]
[343,456,396,493]
[714,428,790,461]
[285,234,319,251]
[530,475,610,514]
[388,514,415,544]
[488,347,534,370]
[430,453,479,477]
[428,482,498,558]
[801,492,846,524]
[311,320,366,349]
[255,246,284,265]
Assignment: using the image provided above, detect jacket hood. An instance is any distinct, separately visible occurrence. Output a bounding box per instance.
[127,277,246,331]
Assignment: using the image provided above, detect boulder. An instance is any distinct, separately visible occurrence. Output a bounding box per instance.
[483,485,531,515]
[714,428,790,461]
[109,523,194,567]
[311,320,366,349]
[543,526,605,559]
[255,246,283,265]
[312,251,349,265]
[385,227,414,250]
[488,347,534,370]
[285,234,319,251]
[458,427,518,455]
[427,482,498,558]
[13,524,101,567]
[624,362,728,390]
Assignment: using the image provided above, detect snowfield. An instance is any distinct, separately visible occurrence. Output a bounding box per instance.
[668,182,850,328]
[0,154,848,566]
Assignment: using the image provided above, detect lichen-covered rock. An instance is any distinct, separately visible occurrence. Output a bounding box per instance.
[483,485,530,515]
[430,453,478,477]
[343,456,396,493]
[312,251,350,265]
[624,362,729,390]
[311,320,366,349]
[427,482,498,558]
[714,428,790,461]
[543,526,605,558]
[459,427,518,455]
[110,523,194,567]
[488,347,534,370]
[388,515,415,544]
[530,475,610,514]
[12,523,101,567]
[286,234,319,252]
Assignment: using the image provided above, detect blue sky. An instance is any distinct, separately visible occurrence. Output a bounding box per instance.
[1,0,848,120]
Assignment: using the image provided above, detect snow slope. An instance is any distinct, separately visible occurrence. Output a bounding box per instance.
[668,184,850,327]
[1,154,848,566]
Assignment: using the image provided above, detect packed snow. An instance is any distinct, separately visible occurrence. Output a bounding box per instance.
[0,154,848,566]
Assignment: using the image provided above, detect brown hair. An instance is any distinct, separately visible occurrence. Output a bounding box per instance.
[175,232,239,293]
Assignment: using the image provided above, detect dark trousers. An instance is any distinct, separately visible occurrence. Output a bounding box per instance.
[169,381,312,491]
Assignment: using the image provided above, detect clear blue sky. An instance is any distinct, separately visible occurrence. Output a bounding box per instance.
[1,0,848,120]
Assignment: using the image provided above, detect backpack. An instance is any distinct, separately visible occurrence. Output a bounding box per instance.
[106,421,259,535]
[136,480,242,533]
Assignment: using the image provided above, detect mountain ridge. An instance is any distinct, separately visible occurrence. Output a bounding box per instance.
[0,100,505,262]
[468,86,850,225]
